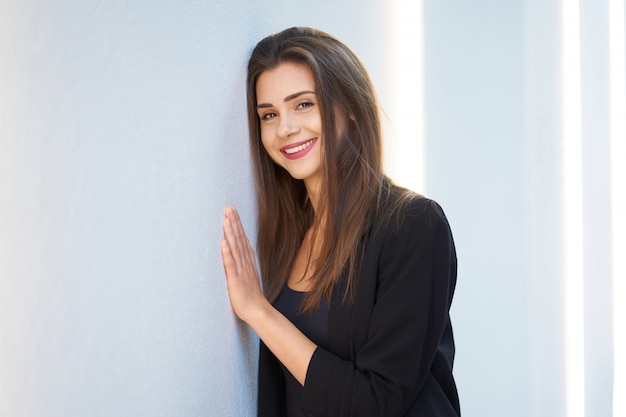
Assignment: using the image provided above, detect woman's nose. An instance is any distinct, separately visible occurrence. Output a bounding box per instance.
[277,115,301,138]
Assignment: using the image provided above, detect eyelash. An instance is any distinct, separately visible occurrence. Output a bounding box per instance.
[259,101,314,121]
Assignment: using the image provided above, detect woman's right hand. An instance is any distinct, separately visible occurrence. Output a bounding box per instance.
[220,206,268,323]
[220,206,317,386]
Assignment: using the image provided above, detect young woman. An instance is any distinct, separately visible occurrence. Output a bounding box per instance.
[220,27,460,416]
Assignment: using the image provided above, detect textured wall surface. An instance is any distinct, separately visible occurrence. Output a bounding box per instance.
[0,1,391,416]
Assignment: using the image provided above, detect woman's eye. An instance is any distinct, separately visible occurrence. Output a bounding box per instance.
[297,101,314,110]
[261,112,277,120]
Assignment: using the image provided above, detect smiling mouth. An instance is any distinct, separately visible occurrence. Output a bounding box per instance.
[281,138,317,159]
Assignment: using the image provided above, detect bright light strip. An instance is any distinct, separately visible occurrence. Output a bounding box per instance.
[393,0,425,193]
[561,0,586,416]
[609,0,626,414]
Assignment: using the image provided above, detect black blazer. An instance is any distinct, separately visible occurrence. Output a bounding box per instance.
[258,187,460,416]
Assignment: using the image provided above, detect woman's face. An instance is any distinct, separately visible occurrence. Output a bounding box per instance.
[256,62,323,189]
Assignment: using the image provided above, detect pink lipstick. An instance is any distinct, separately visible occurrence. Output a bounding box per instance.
[280,138,317,160]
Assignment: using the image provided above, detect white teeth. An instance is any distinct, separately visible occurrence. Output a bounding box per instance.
[285,139,314,155]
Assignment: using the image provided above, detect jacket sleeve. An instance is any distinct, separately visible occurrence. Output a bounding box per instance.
[258,340,286,417]
[300,199,457,416]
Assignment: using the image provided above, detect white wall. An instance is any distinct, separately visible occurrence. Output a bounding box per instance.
[0,1,392,416]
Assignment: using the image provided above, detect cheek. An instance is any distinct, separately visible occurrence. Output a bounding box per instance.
[259,132,282,165]
[259,131,271,153]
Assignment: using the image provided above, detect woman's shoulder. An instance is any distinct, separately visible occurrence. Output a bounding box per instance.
[374,178,450,235]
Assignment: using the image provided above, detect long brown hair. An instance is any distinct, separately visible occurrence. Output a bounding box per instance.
[247,27,385,312]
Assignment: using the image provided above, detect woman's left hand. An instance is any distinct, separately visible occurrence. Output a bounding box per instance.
[220,206,267,323]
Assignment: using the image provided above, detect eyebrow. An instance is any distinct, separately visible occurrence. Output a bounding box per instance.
[256,90,316,109]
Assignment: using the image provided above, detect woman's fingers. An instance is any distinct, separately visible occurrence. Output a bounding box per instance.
[223,219,244,263]
[220,206,264,322]
[224,206,254,266]
[225,206,245,241]
[220,238,236,276]
[222,206,258,275]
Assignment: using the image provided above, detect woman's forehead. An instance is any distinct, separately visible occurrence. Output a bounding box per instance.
[256,62,316,104]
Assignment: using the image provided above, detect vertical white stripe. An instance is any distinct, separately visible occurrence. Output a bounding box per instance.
[393,0,425,193]
[562,0,586,416]
[609,0,626,415]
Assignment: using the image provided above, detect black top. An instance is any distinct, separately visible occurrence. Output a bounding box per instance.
[258,183,460,417]
[273,286,329,417]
